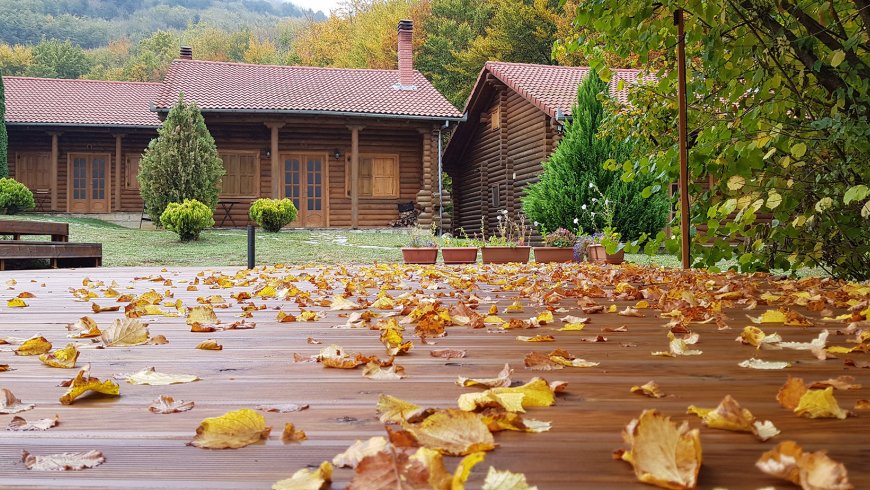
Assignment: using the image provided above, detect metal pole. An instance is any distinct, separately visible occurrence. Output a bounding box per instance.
[675,9,691,270]
[247,225,255,269]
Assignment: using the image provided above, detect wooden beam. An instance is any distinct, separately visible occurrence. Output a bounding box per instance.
[113,134,124,212]
[265,123,285,199]
[49,132,59,211]
[348,125,364,229]
[676,9,691,269]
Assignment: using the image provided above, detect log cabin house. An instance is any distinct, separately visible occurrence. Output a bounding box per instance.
[442,62,642,235]
[3,20,463,228]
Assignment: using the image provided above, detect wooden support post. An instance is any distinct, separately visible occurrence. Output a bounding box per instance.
[113,134,124,211]
[266,123,284,198]
[675,8,691,270]
[349,125,363,229]
[49,132,59,211]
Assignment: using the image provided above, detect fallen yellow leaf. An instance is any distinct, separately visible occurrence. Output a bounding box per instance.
[100,318,149,347]
[272,461,332,490]
[616,409,701,490]
[794,387,849,420]
[14,336,52,356]
[188,408,271,449]
[38,343,79,369]
[59,365,120,405]
[406,409,495,456]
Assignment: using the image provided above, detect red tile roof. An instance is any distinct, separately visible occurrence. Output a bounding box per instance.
[482,62,645,119]
[154,59,463,120]
[2,77,162,128]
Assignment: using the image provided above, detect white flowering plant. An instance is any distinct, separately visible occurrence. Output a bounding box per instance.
[579,182,623,254]
[482,210,531,247]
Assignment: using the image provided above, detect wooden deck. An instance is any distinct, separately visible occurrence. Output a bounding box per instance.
[0,264,868,489]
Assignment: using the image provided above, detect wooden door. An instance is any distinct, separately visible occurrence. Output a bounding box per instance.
[15,153,52,191]
[69,154,110,213]
[282,153,327,228]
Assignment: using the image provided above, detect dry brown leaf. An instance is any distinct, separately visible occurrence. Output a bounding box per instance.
[430,348,466,359]
[59,364,120,405]
[0,388,35,414]
[516,335,555,342]
[523,351,562,371]
[148,395,194,414]
[456,364,512,388]
[100,318,149,347]
[630,381,666,399]
[91,302,119,313]
[618,307,644,318]
[149,335,169,345]
[14,336,52,356]
[854,400,870,410]
[617,409,701,490]
[38,343,79,369]
[482,466,537,490]
[281,422,307,443]
[756,440,853,490]
[407,409,495,456]
[195,339,223,350]
[257,403,309,413]
[272,461,332,490]
[348,449,442,490]
[66,317,101,338]
[809,376,862,390]
[22,450,105,471]
[126,367,199,385]
[7,415,59,431]
[377,394,429,424]
[777,376,808,410]
[188,408,271,449]
[332,437,389,468]
[687,395,755,433]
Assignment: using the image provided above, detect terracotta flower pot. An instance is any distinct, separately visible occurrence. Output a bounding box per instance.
[401,248,438,264]
[586,244,625,265]
[533,247,574,263]
[481,246,530,264]
[441,247,478,264]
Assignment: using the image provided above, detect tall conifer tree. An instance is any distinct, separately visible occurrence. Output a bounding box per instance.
[138,94,224,222]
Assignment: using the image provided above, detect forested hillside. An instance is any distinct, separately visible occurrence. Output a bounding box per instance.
[0,0,606,109]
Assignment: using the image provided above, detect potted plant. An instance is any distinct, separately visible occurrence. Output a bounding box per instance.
[533,226,577,263]
[401,228,438,264]
[480,211,531,264]
[440,228,478,264]
[579,182,625,265]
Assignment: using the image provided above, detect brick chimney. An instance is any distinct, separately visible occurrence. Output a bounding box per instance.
[395,20,415,90]
[179,46,193,60]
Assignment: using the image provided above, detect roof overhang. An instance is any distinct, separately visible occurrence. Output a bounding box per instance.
[5,122,161,129]
[150,104,465,122]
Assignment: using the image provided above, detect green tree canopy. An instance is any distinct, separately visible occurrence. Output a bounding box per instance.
[138,94,225,222]
[25,39,90,79]
[522,70,668,241]
[570,1,870,280]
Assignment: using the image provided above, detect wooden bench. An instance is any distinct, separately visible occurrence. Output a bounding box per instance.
[0,220,69,242]
[0,241,102,270]
[0,220,101,270]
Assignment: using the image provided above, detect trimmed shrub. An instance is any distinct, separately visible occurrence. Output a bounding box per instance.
[248,198,297,232]
[139,94,225,223]
[0,178,35,214]
[522,70,669,241]
[160,199,214,241]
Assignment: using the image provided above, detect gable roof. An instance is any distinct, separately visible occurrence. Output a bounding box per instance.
[477,62,644,119]
[153,59,464,121]
[2,77,162,128]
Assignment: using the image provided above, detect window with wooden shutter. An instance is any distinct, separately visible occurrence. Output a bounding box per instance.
[125,155,141,190]
[346,154,399,198]
[219,151,259,197]
[14,153,51,191]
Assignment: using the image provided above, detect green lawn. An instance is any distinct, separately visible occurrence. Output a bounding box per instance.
[0,215,824,276]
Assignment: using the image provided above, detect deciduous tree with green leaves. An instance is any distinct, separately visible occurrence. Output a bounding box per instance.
[569,1,870,280]
[522,70,668,241]
[138,94,225,223]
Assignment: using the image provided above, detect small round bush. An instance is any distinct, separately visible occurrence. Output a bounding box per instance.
[249,198,297,232]
[160,199,214,241]
[0,178,35,214]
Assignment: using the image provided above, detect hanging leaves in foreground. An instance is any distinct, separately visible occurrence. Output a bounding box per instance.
[148,395,195,414]
[22,450,105,471]
[14,336,52,356]
[100,318,150,347]
[39,343,80,368]
[615,409,702,489]
[272,461,332,490]
[0,388,35,414]
[756,441,853,490]
[189,408,271,449]
[59,365,120,405]
[7,415,59,431]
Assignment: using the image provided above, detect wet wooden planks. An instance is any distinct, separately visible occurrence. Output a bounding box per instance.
[0,265,868,489]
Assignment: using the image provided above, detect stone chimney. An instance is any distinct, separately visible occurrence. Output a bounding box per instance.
[179,46,193,60]
[395,20,415,90]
